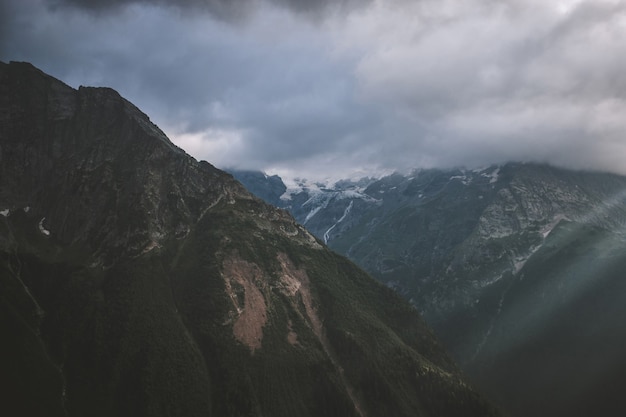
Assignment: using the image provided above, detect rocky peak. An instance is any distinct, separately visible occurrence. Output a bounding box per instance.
[1,61,255,265]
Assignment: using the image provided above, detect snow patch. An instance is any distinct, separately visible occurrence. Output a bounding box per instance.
[303,205,323,225]
[324,201,353,244]
[512,243,543,274]
[0,209,9,217]
[23,206,30,213]
[541,215,568,238]
[481,167,500,184]
[292,179,379,224]
[279,177,334,201]
[338,189,371,200]
[38,218,51,236]
[450,175,471,185]
[490,168,500,183]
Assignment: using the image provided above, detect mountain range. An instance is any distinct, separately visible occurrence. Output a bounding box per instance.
[230,163,626,417]
[0,61,500,416]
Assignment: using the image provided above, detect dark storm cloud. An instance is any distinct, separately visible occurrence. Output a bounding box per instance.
[0,1,9,48]
[3,0,626,180]
[49,0,251,20]
[2,0,379,178]
[49,0,371,20]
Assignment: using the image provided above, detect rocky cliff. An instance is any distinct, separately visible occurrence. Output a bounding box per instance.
[0,61,500,417]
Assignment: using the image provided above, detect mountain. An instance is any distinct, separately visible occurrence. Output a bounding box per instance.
[0,61,500,417]
[223,170,287,208]
[230,164,626,417]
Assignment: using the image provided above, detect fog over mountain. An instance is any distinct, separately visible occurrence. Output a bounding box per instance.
[3,0,626,180]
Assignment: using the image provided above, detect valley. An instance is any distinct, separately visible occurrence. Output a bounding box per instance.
[232,163,626,417]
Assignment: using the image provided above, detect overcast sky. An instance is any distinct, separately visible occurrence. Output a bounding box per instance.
[2,0,626,180]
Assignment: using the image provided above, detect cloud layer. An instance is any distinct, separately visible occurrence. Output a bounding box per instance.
[3,0,626,180]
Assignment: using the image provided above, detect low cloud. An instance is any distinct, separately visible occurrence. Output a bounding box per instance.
[334,0,626,174]
[3,0,626,180]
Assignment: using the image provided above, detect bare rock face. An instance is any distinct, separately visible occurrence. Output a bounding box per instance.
[0,61,500,417]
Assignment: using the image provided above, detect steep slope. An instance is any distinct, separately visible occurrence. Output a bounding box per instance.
[469,220,626,416]
[0,61,499,417]
[232,164,626,417]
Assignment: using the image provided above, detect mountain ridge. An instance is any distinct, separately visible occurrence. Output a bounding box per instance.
[0,61,499,417]
[230,161,626,417]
